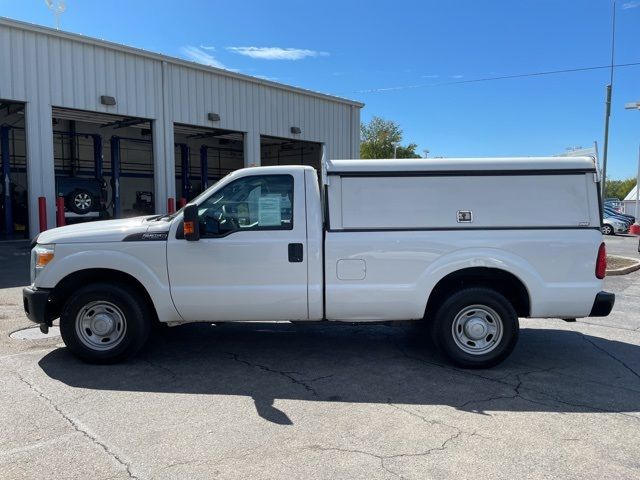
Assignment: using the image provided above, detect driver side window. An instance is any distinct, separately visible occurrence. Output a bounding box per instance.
[197,174,294,237]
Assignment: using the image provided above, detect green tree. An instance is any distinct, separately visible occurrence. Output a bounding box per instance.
[604,178,636,200]
[360,116,419,159]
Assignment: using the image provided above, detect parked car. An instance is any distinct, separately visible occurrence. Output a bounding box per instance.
[24,156,614,369]
[602,216,628,235]
[603,205,635,224]
[605,213,632,228]
[604,198,623,212]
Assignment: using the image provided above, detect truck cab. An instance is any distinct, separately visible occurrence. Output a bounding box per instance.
[23,158,615,368]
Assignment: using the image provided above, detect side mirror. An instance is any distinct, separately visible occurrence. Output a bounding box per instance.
[183,203,200,241]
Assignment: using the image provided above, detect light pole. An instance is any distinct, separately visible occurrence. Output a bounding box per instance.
[625,101,640,233]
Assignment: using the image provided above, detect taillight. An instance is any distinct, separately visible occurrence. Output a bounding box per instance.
[596,242,607,279]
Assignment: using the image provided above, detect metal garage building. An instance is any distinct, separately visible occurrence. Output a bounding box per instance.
[0,18,362,238]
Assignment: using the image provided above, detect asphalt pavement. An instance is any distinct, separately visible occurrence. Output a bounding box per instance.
[1,236,639,479]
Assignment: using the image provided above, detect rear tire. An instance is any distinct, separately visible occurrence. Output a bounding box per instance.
[59,283,151,364]
[601,225,614,235]
[431,287,519,369]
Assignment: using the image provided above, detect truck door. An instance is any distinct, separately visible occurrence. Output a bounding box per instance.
[166,171,308,322]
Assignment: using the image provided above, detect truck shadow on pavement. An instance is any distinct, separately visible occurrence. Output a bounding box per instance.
[38,323,640,425]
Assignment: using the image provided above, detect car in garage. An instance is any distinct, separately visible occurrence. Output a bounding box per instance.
[55,177,109,223]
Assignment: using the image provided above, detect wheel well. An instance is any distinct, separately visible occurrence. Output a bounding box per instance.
[49,268,158,322]
[424,267,530,319]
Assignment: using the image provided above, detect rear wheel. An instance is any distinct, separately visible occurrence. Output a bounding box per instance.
[431,287,519,369]
[60,283,151,363]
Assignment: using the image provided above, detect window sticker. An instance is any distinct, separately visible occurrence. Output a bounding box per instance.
[258,194,282,226]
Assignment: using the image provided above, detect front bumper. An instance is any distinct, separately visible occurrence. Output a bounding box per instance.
[23,286,53,331]
[589,291,615,317]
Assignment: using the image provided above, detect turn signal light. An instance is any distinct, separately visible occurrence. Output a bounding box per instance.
[184,221,195,235]
[36,250,54,268]
[595,242,607,279]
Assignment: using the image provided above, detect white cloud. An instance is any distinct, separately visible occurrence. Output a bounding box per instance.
[181,46,229,70]
[622,1,640,9]
[255,74,278,81]
[226,46,329,60]
[199,45,216,50]
[451,74,464,79]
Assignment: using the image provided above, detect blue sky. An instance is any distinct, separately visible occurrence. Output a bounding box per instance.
[2,0,640,178]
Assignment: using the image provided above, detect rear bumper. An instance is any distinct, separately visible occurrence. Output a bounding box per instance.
[589,291,615,317]
[22,286,52,326]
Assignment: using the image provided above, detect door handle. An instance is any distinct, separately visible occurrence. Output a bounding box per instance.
[288,243,303,263]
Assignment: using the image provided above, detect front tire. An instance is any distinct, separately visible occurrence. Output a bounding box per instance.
[60,283,151,363]
[432,287,519,369]
[601,224,614,235]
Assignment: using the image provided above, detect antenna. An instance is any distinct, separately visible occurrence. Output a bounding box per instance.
[44,0,66,30]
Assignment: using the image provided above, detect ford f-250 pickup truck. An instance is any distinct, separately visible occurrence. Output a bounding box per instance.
[23,157,615,368]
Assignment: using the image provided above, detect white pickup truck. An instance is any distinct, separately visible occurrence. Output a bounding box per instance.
[23,157,614,368]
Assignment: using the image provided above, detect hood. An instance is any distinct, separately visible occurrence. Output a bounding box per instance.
[37,216,159,244]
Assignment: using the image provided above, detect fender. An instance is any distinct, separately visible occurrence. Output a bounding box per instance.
[415,247,541,316]
[35,246,182,323]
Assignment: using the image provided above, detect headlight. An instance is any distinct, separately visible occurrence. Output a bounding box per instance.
[31,244,55,283]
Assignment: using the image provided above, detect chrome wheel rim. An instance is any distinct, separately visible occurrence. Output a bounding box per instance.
[75,301,127,350]
[74,193,92,210]
[451,304,503,355]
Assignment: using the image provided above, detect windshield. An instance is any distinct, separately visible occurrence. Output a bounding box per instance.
[155,178,222,221]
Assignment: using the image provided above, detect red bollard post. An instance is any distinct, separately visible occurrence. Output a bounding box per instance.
[38,197,47,232]
[167,198,175,214]
[179,197,187,208]
[56,197,66,227]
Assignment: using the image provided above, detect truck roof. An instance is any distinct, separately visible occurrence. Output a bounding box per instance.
[326,157,597,174]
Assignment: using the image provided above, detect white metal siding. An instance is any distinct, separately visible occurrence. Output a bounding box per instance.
[164,63,359,158]
[0,19,361,234]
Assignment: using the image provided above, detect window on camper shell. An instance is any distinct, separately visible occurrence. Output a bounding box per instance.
[197,174,294,237]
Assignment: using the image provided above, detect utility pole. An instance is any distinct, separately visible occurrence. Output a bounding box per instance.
[601,0,617,198]
[602,84,612,198]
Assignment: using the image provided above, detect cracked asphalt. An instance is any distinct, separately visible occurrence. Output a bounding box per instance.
[1,238,640,479]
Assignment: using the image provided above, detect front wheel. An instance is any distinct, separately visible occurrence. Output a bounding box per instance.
[431,287,519,369]
[601,224,614,236]
[60,283,151,363]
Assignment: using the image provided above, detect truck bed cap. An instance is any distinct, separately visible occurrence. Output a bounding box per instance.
[326,157,596,174]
